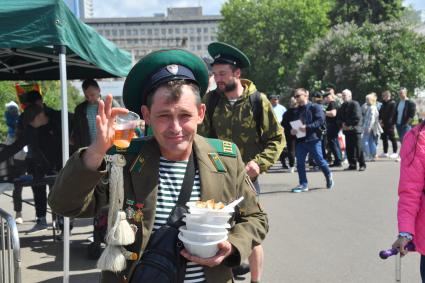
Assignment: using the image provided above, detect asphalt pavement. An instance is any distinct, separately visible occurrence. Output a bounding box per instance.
[0,156,420,283]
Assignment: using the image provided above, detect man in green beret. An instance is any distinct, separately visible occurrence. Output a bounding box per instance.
[199,42,285,283]
[49,49,268,283]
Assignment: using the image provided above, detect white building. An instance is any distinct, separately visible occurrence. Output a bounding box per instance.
[84,7,222,60]
[63,0,93,18]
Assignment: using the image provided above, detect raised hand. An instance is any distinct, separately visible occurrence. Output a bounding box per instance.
[83,94,128,170]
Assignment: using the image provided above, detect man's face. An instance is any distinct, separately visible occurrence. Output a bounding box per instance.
[212,64,239,92]
[399,89,407,100]
[294,91,308,105]
[382,92,390,102]
[270,98,279,106]
[30,112,48,128]
[84,86,101,104]
[342,92,351,102]
[141,85,205,161]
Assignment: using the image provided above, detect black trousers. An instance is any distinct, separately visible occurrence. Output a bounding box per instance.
[281,134,296,168]
[344,131,365,167]
[421,255,425,283]
[13,184,47,218]
[381,126,398,154]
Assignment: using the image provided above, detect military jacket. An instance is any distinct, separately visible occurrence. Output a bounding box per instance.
[49,135,268,283]
[199,79,285,173]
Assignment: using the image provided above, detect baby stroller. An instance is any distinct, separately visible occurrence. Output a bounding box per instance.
[87,207,108,259]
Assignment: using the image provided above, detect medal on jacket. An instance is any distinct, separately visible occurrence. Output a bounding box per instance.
[133,203,144,223]
[125,199,135,220]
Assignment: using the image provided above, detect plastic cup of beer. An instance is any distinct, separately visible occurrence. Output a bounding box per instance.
[114,111,140,148]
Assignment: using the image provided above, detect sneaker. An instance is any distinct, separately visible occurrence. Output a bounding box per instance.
[14,212,23,225]
[326,174,334,189]
[359,166,366,171]
[292,184,309,193]
[232,263,250,276]
[288,167,295,173]
[390,153,399,159]
[27,217,48,234]
[379,153,389,158]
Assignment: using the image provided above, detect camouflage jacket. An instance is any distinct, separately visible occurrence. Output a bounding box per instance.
[199,79,285,173]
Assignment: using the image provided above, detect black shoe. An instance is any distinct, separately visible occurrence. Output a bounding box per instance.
[330,163,342,168]
[232,263,250,276]
[344,166,357,171]
[359,166,366,171]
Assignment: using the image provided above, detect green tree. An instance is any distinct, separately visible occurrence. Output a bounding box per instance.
[296,21,425,102]
[329,0,404,26]
[218,0,332,96]
[0,81,82,141]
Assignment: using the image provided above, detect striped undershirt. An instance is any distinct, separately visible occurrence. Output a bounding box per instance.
[154,157,206,283]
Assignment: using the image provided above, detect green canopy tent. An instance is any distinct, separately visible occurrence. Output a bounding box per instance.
[0,1,132,282]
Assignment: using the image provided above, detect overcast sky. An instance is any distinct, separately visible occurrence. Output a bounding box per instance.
[93,0,424,18]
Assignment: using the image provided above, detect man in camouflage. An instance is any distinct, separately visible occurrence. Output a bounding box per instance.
[199,42,285,283]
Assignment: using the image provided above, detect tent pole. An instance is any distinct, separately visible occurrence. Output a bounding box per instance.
[58,45,70,283]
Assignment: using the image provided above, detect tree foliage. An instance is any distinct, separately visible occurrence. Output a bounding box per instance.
[0,81,82,141]
[296,21,425,102]
[329,0,404,26]
[218,0,332,95]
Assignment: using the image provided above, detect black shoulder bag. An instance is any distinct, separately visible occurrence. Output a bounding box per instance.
[129,152,196,283]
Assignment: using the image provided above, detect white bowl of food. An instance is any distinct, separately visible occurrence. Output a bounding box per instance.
[184,218,230,233]
[183,213,232,226]
[178,233,228,258]
[179,226,228,242]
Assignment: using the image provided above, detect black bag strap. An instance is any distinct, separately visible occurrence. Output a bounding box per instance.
[176,151,196,205]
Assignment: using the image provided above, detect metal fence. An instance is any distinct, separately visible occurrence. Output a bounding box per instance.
[0,208,21,283]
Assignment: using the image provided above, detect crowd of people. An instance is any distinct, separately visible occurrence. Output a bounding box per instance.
[273,85,417,193]
[1,39,422,282]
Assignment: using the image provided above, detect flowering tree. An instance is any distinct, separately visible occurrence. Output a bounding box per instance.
[296,21,425,101]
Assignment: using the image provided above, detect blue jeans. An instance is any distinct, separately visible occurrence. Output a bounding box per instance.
[295,139,331,186]
[362,132,378,159]
[396,124,411,143]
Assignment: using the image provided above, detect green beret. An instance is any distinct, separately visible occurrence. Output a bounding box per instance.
[123,49,209,116]
[208,42,250,69]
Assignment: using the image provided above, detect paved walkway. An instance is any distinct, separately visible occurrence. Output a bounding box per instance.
[0,156,420,282]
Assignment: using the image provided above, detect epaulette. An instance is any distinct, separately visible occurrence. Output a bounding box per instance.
[106,137,150,155]
[205,138,237,158]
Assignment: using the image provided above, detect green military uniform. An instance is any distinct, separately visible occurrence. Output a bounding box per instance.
[199,79,285,173]
[199,42,285,173]
[49,136,268,283]
[48,48,268,283]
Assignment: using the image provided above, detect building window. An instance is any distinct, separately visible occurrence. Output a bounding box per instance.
[133,29,138,36]
[119,29,124,36]
[197,28,202,33]
[197,36,201,42]
[140,29,145,35]
[203,27,208,33]
[105,30,111,36]
[183,28,187,34]
[175,28,180,34]
[211,36,216,41]
[147,29,152,35]
[190,27,194,33]
[161,29,166,35]
[204,36,209,41]
[197,45,201,50]
[126,30,131,36]
[154,29,159,35]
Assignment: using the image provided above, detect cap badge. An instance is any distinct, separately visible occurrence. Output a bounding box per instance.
[166,64,179,75]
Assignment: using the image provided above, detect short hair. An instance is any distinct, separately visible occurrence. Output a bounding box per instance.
[399,87,407,93]
[294,88,308,96]
[82,79,100,91]
[25,90,42,104]
[342,89,352,97]
[146,80,201,109]
[382,90,391,97]
[366,93,377,105]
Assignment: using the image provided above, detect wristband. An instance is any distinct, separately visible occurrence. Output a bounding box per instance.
[399,232,413,241]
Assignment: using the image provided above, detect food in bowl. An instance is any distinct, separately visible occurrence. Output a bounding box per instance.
[195,199,225,210]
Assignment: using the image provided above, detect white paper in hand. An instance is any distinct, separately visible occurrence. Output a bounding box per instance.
[290,120,306,138]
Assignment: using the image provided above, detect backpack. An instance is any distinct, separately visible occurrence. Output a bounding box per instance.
[128,153,196,283]
[206,91,263,139]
